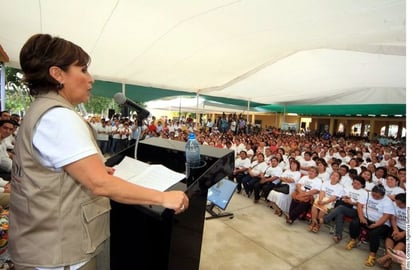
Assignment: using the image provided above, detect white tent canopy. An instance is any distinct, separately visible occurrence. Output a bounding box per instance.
[0,0,406,114]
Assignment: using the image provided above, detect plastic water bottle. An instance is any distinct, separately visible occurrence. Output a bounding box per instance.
[185,133,201,168]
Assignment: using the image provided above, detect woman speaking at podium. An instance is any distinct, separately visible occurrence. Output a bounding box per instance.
[9,34,189,270]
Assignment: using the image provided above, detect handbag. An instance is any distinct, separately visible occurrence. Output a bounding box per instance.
[273,183,289,194]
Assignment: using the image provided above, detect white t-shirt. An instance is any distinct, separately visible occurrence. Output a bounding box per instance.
[383,184,405,198]
[318,171,330,183]
[297,175,322,192]
[234,157,251,173]
[33,108,98,170]
[393,203,407,230]
[343,186,368,209]
[299,159,316,175]
[280,169,301,192]
[359,192,395,225]
[249,160,268,177]
[0,140,11,172]
[340,175,353,190]
[264,165,283,184]
[321,181,345,199]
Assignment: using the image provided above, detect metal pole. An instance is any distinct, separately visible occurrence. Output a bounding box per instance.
[0,63,5,110]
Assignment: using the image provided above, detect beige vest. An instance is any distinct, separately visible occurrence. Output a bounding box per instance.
[9,92,110,267]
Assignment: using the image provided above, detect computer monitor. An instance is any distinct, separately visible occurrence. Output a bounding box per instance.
[207,178,237,210]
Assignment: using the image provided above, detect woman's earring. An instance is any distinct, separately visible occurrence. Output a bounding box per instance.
[57,82,64,89]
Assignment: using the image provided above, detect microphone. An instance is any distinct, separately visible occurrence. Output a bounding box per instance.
[113,92,150,119]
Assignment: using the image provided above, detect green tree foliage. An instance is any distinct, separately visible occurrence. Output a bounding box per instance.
[83,95,121,117]
[4,67,32,113]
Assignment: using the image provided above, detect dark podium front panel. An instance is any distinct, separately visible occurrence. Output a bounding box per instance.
[106,137,234,270]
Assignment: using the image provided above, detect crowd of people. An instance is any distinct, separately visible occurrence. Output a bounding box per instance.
[1,106,407,269]
[2,108,407,270]
[87,112,407,269]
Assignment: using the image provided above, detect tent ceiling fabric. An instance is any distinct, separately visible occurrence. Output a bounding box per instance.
[0,0,406,115]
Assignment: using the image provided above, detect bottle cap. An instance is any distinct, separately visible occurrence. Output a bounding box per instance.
[188,133,196,140]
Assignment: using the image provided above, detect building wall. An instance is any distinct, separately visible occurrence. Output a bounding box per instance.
[196,112,405,139]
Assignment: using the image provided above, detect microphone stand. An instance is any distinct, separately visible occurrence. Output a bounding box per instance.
[133,117,144,160]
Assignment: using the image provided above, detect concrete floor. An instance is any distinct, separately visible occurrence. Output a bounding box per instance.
[199,192,401,270]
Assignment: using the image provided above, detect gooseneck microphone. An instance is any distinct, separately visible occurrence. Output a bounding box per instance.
[113,92,150,119]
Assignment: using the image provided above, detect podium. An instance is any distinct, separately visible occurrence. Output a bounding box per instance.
[105,137,234,270]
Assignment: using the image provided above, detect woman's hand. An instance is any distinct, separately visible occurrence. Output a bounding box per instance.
[105,166,116,175]
[359,216,368,225]
[3,183,10,193]
[161,190,189,214]
[392,230,405,241]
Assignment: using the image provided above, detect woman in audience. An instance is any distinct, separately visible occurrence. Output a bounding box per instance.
[383,174,405,201]
[241,153,267,197]
[372,166,387,185]
[316,158,330,182]
[345,184,395,267]
[360,169,374,191]
[376,193,406,269]
[267,159,301,217]
[286,166,322,224]
[320,176,367,243]
[309,171,344,233]
[397,168,406,191]
[274,152,286,172]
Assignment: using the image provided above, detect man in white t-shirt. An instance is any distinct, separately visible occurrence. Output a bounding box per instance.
[232,151,251,193]
[300,151,316,176]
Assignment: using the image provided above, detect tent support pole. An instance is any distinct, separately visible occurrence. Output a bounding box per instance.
[0,63,5,110]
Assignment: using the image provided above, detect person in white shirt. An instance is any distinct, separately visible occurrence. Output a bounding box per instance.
[337,149,350,165]
[95,119,112,155]
[338,165,352,189]
[372,166,387,185]
[267,159,301,217]
[348,158,362,175]
[345,184,395,267]
[287,166,322,224]
[241,153,267,197]
[321,176,368,243]
[252,157,282,203]
[232,151,251,193]
[233,138,245,157]
[316,158,330,183]
[383,175,405,201]
[376,193,406,269]
[299,151,316,176]
[309,171,344,233]
[360,169,374,191]
[0,120,14,179]
[10,34,189,270]
[245,143,254,160]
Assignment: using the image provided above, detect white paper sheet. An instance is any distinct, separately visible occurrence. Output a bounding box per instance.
[113,156,185,191]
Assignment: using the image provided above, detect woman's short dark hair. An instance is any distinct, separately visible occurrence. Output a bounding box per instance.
[20,33,90,96]
[289,159,300,171]
[353,175,366,188]
[372,184,386,196]
[395,193,406,204]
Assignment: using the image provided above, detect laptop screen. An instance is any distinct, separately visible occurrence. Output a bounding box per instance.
[207,178,237,210]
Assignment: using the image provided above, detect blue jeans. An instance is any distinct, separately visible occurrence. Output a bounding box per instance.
[324,205,357,238]
[111,138,121,154]
[97,140,109,154]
